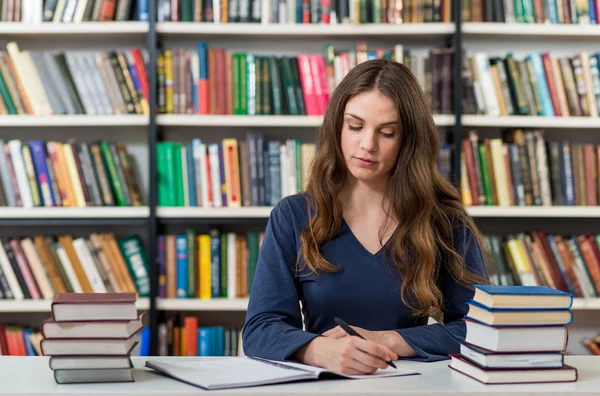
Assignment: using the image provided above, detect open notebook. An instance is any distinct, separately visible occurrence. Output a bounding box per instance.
[145,356,419,390]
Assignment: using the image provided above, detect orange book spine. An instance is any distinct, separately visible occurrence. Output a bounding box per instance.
[184,317,198,356]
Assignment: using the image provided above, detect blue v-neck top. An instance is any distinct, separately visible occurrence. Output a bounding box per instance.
[242,193,489,363]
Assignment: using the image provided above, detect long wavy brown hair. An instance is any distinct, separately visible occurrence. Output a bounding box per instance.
[299,59,490,321]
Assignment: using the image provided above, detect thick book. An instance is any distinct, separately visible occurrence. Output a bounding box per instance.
[459,343,564,369]
[51,292,138,322]
[466,301,573,326]
[145,356,419,390]
[471,285,573,309]
[449,354,577,385]
[464,318,568,353]
[41,335,138,356]
[42,314,144,339]
[49,355,133,370]
[53,368,133,384]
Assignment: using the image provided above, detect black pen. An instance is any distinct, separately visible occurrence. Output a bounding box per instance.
[334,317,398,369]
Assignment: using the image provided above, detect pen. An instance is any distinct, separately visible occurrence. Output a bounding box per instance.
[334,317,398,369]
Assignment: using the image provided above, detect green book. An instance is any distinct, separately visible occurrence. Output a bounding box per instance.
[0,68,17,114]
[220,232,228,298]
[232,54,241,115]
[246,232,259,294]
[268,57,283,115]
[187,229,196,298]
[117,235,150,297]
[477,143,493,206]
[99,141,127,206]
[239,53,248,115]
[279,57,298,115]
[173,143,184,206]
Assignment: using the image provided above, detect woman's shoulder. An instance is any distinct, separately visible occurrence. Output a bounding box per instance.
[270,193,312,231]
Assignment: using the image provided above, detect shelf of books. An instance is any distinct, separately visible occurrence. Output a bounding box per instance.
[0,22,149,36]
[0,116,149,127]
[0,207,150,219]
[155,22,456,37]
[467,207,600,218]
[0,298,150,312]
[157,114,455,128]
[157,207,273,219]
[462,22,600,37]
[156,298,249,311]
[158,206,600,219]
[461,116,600,129]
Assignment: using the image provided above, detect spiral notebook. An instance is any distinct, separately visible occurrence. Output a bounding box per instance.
[145,356,419,390]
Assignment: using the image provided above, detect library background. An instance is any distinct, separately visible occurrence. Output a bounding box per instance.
[0,0,599,358]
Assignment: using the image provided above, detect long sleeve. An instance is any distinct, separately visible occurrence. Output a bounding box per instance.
[395,225,490,362]
[242,199,319,361]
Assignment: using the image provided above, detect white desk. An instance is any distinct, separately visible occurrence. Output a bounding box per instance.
[0,356,598,395]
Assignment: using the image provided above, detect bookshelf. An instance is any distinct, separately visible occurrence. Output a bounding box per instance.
[0,207,150,219]
[461,115,600,129]
[462,22,600,37]
[157,114,455,127]
[3,0,600,358]
[0,115,149,127]
[0,298,150,313]
[155,22,456,37]
[0,22,149,36]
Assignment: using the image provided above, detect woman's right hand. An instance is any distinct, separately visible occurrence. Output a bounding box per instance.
[294,336,398,375]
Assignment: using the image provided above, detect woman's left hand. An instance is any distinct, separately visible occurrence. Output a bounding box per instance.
[322,325,388,345]
[322,325,417,358]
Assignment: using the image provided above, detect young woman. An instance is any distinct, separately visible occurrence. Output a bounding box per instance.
[242,58,490,375]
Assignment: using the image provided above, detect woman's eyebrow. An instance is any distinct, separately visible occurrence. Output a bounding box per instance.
[344,113,400,126]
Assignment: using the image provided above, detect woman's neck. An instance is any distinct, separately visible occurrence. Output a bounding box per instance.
[342,177,388,215]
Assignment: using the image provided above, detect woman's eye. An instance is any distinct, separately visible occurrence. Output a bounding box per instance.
[348,125,362,131]
[380,131,395,138]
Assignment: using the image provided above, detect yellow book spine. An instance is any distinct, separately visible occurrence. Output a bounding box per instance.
[222,138,241,208]
[62,143,86,207]
[198,235,212,299]
[164,50,174,114]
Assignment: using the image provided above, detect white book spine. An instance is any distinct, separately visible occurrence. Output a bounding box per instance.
[181,145,190,207]
[192,139,204,207]
[227,232,237,299]
[209,143,222,208]
[474,53,501,117]
[20,238,55,299]
[72,238,107,293]
[55,244,83,293]
[0,242,24,300]
[73,0,89,22]
[8,140,34,208]
[199,143,210,208]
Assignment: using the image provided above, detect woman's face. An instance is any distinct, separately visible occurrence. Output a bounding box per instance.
[340,90,402,186]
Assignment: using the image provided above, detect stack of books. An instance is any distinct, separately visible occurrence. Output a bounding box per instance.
[41,293,143,384]
[449,285,578,385]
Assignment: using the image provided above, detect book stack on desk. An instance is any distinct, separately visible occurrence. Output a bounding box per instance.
[449,285,578,385]
[40,293,143,384]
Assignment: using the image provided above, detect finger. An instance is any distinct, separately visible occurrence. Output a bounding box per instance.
[348,347,389,372]
[354,338,398,362]
[322,326,341,336]
[327,331,348,339]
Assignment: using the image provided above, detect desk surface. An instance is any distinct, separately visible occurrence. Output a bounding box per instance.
[0,356,598,396]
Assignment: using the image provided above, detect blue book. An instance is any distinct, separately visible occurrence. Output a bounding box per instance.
[139,327,150,356]
[198,328,210,356]
[472,285,573,310]
[22,329,36,356]
[176,235,188,298]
